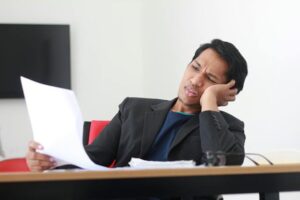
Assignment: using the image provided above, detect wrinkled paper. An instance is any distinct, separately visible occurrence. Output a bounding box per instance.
[21,77,107,170]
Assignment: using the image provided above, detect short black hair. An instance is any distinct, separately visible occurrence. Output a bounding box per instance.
[192,39,248,93]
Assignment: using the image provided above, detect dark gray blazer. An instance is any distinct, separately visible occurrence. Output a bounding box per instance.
[85,97,245,167]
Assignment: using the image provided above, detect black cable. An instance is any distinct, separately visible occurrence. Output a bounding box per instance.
[245,155,260,166]
[204,151,274,166]
[245,153,274,165]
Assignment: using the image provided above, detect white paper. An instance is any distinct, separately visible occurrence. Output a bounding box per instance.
[129,157,196,169]
[21,77,108,170]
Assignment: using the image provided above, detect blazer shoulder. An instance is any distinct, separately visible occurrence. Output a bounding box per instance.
[119,97,167,110]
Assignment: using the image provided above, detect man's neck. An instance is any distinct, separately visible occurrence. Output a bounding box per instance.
[171,99,201,114]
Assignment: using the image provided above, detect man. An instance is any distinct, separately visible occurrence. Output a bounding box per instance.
[27,39,248,171]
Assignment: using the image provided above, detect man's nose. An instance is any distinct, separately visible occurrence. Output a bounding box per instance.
[190,72,205,87]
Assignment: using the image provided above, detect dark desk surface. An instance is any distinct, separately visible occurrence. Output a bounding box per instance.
[1,163,300,199]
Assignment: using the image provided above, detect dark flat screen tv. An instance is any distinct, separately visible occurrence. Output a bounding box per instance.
[0,24,71,98]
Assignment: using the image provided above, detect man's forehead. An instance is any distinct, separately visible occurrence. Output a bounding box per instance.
[194,48,229,82]
[196,48,222,62]
[197,49,228,67]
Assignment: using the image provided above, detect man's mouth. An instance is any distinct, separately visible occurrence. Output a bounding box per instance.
[184,86,198,97]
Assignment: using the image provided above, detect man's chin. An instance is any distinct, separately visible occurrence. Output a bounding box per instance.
[178,97,201,109]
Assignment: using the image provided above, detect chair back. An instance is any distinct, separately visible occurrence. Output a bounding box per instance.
[83,120,115,167]
[0,158,29,172]
[88,120,110,144]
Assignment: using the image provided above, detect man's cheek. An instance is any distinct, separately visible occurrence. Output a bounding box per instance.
[199,86,208,94]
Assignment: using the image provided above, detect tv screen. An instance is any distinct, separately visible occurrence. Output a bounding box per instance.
[0,24,71,98]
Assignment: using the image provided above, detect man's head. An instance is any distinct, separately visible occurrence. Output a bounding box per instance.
[191,39,248,93]
[177,39,248,111]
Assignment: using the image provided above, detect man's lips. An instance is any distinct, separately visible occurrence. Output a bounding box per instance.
[184,86,198,97]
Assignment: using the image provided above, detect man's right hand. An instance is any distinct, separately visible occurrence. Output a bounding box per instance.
[26,140,56,172]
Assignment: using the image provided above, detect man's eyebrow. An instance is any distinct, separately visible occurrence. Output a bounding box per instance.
[194,60,220,81]
[194,60,201,67]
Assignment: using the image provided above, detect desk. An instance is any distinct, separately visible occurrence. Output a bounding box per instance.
[0,164,300,200]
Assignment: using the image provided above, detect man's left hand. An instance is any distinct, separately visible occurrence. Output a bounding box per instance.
[200,80,238,111]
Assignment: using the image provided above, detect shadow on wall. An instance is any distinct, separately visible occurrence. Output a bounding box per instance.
[0,136,4,159]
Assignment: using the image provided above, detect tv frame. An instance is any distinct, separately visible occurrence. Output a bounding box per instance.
[0,23,71,98]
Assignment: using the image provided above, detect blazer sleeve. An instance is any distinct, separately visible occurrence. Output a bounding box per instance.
[84,98,129,166]
[199,111,245,165]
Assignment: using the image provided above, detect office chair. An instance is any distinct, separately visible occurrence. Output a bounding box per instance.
[83,120,110,145]
[83,120,115,167]
[0,158,29,172]
[0,120,111,172]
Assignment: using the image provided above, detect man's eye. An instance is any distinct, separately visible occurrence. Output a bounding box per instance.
[208,76,217,84]
[192,65,200,71]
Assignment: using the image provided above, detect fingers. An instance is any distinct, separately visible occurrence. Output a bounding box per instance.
[228,88,238,96]
[28,140,43,151]
[224,89,237,102]
[26,140,56,171]
[226,89,237,101]
[218,81,237,106]
[221,102,228,106]
[27,150,52,161]
[226,95,236,102]
[29,159,56,171]
[26,151,56,172]
[226,79,236,88]
[225,80,238,102]
[202,80,238,108]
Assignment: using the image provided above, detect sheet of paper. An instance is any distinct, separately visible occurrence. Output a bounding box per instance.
[129,157,197,169]
[21,77,108,170]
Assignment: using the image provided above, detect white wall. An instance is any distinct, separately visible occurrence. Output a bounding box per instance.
[0,0,144,157]
[140,1,300,198]
[0,0,299,199]
[141,0,300,153]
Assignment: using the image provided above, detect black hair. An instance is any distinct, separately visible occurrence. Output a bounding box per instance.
[192,39,248,93]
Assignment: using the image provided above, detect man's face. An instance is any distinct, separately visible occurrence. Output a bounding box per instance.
[178,48,229,109]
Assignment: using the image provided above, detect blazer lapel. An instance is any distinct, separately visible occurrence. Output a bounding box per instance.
[139,99,177,158]
[169,114,199,151]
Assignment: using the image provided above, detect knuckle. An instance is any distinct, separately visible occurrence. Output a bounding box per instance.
[27,152,35,159]
[32,152,39,160]
[29,140,36,147]
[41,161,50,167]
[36,160,42,165]
[33,166,42,172]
